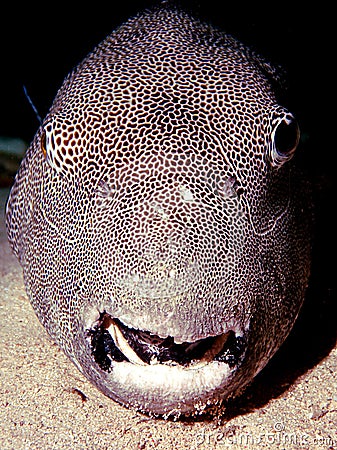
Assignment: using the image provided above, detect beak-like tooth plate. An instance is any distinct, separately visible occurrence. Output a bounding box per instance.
[106,318,231,369]
[107,320,147,366]
[189,332,230,369]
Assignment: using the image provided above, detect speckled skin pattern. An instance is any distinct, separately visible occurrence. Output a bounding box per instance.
[6,5,311,416]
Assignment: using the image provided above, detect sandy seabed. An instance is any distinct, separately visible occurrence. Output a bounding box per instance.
[1,187,336,450]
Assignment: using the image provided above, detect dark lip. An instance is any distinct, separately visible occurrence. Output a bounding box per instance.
[87,311,246,372]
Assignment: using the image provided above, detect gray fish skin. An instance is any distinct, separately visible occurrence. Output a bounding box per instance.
[6,5,311,417]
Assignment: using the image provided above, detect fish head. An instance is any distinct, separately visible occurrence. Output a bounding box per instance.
[6,6,311,416]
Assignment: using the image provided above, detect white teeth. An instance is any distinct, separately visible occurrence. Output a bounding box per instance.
[106,320,147,366]
[106,319,231,369]
[202,332,230,361]
[188,332,230,370]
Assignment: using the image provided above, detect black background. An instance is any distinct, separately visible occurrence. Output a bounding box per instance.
[0,1,328,148]
[1,1,335,413]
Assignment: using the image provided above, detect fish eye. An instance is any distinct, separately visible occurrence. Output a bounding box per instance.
[274,118,300,157]
[40,119,76,177]
[270,114,300,168]
[40,129,47,158]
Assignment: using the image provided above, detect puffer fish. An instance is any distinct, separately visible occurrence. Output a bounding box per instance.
[6,4,311,417]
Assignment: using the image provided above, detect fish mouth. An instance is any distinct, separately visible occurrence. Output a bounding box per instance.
[87,311,246,372]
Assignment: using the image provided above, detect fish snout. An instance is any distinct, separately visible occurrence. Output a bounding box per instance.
[91,176,246,342]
